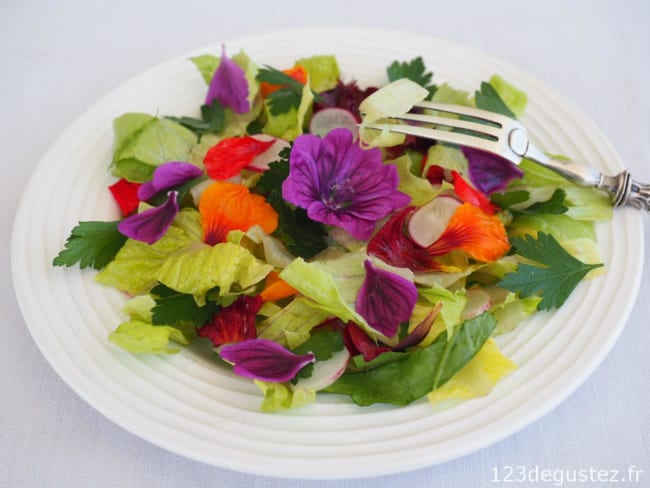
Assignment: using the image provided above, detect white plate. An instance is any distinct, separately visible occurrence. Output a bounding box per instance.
[11,28,644,479]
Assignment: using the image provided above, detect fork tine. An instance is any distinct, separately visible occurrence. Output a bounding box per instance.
[361,122,514,163]
[388,112,502,139]
[413,101,514,127]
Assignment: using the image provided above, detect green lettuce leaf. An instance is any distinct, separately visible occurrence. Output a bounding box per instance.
[389,154,441,206]
[108,320,186,354]
[295,55,340,93]
[110,114,198,182]
[262,80,313,140]
[488,74,527,119]
[325,312,497,406]
[418,284,467,338]
[257,297,331,349]
[253,380,316,412]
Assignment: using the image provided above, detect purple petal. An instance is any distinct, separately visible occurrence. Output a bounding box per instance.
[463,147,524,194]
[137,161,203,200]
[282,128,411,240]
[205,45,249,113]
[355,260,418,337]
[117,191,179,244]
[219,339,315,383]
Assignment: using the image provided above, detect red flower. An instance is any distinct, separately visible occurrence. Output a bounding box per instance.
[109,179,141,216]
[197,295,263,347]
[204,136,275,180]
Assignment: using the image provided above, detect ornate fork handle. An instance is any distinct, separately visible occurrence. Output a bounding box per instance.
[599,171,650,211]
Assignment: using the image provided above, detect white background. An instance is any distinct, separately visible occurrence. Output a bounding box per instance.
[2,0,649,487]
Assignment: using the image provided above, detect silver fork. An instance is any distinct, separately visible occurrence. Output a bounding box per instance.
[363,101,649,211]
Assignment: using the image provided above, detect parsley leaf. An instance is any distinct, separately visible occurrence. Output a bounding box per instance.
[150,284,220,327]
[257,66,321,115]
[387,56,437,96]
[53,220,127,270]
[499,232,603,310]
[291,328,345,381]
[474,82,515,118]
[252,150,328,259]
[492,189,568,215]
[165,99,225,138]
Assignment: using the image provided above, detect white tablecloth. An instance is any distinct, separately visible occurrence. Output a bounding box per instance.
[2,1,648,486]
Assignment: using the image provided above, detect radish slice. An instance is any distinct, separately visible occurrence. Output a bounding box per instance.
[246,135,290,172]
[295,348,350,391]
[309,108,358,138]
[407,195,461,247]
[461,289,492,320]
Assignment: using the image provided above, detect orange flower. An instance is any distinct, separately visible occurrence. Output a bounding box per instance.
[198,182,278,245]
[259,65,308,97]
[427,203,510,262]
[259,271,297,302]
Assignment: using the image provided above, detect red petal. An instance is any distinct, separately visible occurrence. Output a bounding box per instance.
[367,206,441,272]
[346,322,392,362]
[109,179,141,216]
[451,170,498,215]
[197,295,263,347]
[204,136,275,180]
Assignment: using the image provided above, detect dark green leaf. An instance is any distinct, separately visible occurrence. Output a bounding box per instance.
[475,82,515,118]
[324,313,497,406]
[150,284,220,327]
[491,190,530,209]
[387,56,437,96]
[252,156,328,259]
[499,232,603,310]
[165,99,225,137]
[519,189,568,215]
[257,66,305,90]
[265,88,302,115]
[291,328,345,380]
[53,220,127,270]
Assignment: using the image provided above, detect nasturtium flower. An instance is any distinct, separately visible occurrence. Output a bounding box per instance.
[282,128,410,240]
[355,260,418,337]
[205,45,250,113]
[463,147,524,195]
[109,178,142,216]
[203,136,275,180]
[451,170,498,215]
[219,338,315,383]
[197,295,262,347]
[137,161,203,201]
[198,182,278,245]
[117,191,179,245]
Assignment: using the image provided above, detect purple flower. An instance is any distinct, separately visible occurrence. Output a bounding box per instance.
[463,147,524,195]
[219,339,315,383]
[117,191,179,244]
[138,162,203,201]
[205,45,249,113]
[282,128,411,240]
[355,260,418,337]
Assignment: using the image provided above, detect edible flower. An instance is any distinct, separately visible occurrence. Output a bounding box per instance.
[259,65,308,97]
[451,170,499,215]
[109,178,142,216]
[282,128,410,240]
[198,182,278,245]
[463,147,524,194]
[368,202,510,271]
[205,45,249,113]
[203,136,275,180]
[137,162,203,201]
[355,260,418,337]
[117,191,178,244]
[219,338,315,383]
[197,295,262,347]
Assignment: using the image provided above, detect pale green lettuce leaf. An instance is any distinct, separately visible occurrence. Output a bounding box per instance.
[389,154,441,206]
[485,287,541,334]
[424,144,469,177]
[419,284,467,339]
[488,75,528,119]
[295,55,340,93]
[253,380,316,412]
[257,297,331,348]
[190,54,219,84]
[157,241,273,305]
[109,320,183,354]
[122,295,156,322]
[110,114,198,182]
[431,83,472,106]
[427,338,516,405]
[263,80,314,140]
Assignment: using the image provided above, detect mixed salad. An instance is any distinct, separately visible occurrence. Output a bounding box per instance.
[53,47,612,412]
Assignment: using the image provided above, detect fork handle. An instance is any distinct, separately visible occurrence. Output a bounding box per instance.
[526,146,650,211]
